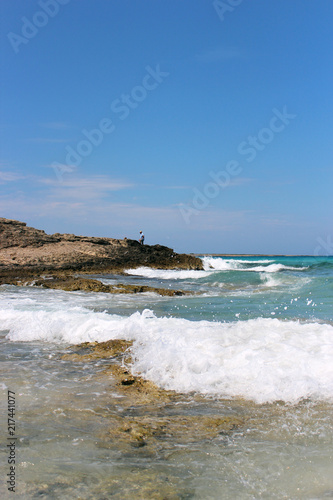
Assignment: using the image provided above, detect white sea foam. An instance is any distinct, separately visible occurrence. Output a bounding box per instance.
[202,257,307,273]
[2,302,333,404]
[247,263,307,273]
[202,257,243,271]
[202,257,276,271]
[260,273,281,288]
[131,315,333,404]
[125,266,212,279]
[259,273,312,292]
[125,259,306,278]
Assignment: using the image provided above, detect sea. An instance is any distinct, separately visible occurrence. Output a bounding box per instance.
[1,255,333,499]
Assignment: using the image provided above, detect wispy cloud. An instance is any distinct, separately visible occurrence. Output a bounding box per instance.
[0,186,251,233]
[260,216,295,227]
[38,175,134,200]
[0,170,25,184]
[26,122,74,144]
[153,178,252,191]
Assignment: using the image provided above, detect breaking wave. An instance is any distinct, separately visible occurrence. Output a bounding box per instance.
[2,305,333,404]
[202,257,308,273]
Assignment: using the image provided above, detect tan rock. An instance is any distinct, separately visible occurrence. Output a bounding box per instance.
[0,218,203,274]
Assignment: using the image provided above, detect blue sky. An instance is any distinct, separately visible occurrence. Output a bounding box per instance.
[1,0,332,254]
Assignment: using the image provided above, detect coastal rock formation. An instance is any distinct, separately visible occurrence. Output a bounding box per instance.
[63,339,245,452]
[0,218,202,273]
[33,277,190,296]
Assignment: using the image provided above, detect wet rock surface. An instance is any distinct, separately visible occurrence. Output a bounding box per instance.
[0,273,190,296]
[0,222,246,499]
[63,339,246,451]
[36,277,191,296]
[12,343,251,499]
[62,340,176,406]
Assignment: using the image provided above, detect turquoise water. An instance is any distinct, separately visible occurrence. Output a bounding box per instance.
[1,256,333,498]
[122,255,333,322]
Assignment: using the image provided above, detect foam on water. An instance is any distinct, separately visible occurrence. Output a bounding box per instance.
[202,257,307,273]
[202,257,245,271]
[2,302,333,404]
[259,272,312,290]
[125,266,212,279]
[248,263,307,272]
[130,313,333,404]
[124,259,308,280]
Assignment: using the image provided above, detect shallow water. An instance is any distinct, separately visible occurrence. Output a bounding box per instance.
[1,256,333,498]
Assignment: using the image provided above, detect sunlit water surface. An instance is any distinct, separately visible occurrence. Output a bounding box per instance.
[1,256,333,498]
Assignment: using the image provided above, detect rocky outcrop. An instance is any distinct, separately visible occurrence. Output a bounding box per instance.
[62,339,245,449]
[35,277,190,296]
[0,218,202,273]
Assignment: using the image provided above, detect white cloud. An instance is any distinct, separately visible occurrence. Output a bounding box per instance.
[260,216,295,227]
[0,170,25,183]
[38,174,134,200]
[0,188,251,234]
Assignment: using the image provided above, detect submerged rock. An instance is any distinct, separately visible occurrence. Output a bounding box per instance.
[62,339,133,361]
[62,339,246,452]
[34,277,191,296]
[117,414,244,446]
[62,339,173,405]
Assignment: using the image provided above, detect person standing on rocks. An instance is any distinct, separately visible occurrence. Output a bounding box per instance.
[139,231,145,245]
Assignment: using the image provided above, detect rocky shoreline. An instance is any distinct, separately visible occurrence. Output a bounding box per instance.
[19,276,191,297]
[2,217,231,457]
[1,218,252,498]
[0,218,203,293]
[62,339,246,451]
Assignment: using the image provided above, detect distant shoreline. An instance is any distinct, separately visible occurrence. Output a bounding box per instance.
[192,254,321,257]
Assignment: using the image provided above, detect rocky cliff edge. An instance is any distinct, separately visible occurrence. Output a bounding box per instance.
[0,218,202,273]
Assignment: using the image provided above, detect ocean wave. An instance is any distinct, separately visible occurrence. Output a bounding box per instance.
[125,266,212,279]
[132,315,333,404]
[247,263,308,273]
[308,260,333,271]
[202,257,307,273]
[2,305,333,404]
[202,257,244,271]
